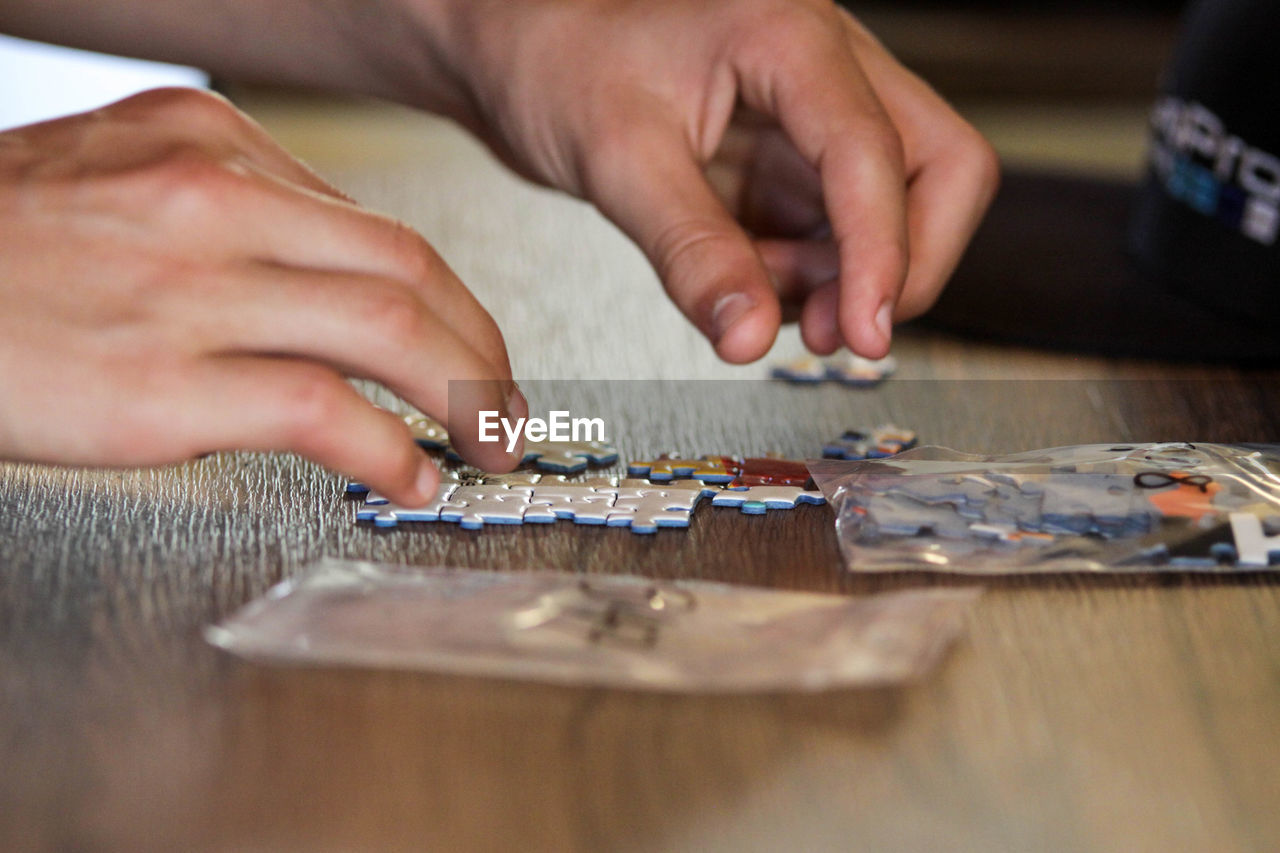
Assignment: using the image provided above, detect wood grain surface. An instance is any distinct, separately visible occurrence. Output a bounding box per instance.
[2,112,1279,853]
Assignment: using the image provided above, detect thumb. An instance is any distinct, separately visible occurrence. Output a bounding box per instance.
[579,115,781,363]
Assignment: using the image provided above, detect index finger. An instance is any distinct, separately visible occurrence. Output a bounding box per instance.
[730,9,908,357]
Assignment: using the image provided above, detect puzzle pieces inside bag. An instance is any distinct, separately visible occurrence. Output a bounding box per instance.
[770,353,897,387]
[822,425,919,460]
[809,442,1280,573]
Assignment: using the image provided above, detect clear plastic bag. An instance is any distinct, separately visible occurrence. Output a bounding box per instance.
[809,442,1280,574]
[205,560,979,692]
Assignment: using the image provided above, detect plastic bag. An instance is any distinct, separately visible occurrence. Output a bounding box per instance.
[206,560,978,692]
[809,442,1280,574]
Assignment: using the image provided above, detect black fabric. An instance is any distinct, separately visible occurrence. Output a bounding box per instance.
[922,0,1280,363]
[1128,0,1280,329]
[921,170,1280,364]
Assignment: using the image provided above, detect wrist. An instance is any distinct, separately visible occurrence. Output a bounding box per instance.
[336,0,478,120]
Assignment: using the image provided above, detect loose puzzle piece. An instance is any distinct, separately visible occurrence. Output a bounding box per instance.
[523,439,620,473]
[711,485,827,515]
[404,413,450,449]
[627,454,738,484]
[769,355,828,384]
[730,457,814,488]
[826,354,899,387]
[771,353,897,387]
[446,438,619,473]
[822,425,919,460]
[628,454,815,488]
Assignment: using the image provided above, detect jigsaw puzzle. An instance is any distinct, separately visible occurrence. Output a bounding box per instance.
[355,476,734,533]
[353,469,823,532]
[771,353,897,387]
[346,412,883,534]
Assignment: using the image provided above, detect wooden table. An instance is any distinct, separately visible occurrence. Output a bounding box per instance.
[3,110,1278,853]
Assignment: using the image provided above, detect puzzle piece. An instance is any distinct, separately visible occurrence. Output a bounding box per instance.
[826,354,899,387]
[447,438,618,473]
[770,353,897,386]
[769,355,828,383]
[404,413,450,449]
[524,479,617,525]
[864,493,973,539]
[711,485,826,515]
[731,457,814,488]
[602,480,712,533]
[1229,512,1280,567]
[439,484,533,529]
[627,454,738,484]
[822,425,919,460]
[969,522,1056,547]
[355,482,461,527]
[524,439,619,473]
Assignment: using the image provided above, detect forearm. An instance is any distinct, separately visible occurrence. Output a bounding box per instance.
[0,0,469,116]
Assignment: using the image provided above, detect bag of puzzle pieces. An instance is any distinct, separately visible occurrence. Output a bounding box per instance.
[206,560,978,693]
[808,442,1280,574]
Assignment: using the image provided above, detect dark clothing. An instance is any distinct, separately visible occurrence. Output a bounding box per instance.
[923,0,1280,363]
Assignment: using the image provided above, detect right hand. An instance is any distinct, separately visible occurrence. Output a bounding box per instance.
[0,87,523,504]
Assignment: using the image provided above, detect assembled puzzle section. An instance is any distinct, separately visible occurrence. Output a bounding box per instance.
[811,442,1280,572]
[345,417,932,533]
[349,414,935,534]
[356,474,725,533]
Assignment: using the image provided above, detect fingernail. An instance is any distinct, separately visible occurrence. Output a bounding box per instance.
[875,302,894,346]
[507,383,528,422]
[416,459,438,502]
[711,292,754,345]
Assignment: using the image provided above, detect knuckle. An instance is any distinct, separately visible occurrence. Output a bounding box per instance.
[860,122,906,174]
[472,310,510,371]
[134,148,250,223]
[383,219,444,284]
[896,291,938,321]
[119,87,243,131]
[735,1,841,62]
[359,283,429,348]
[280,369,349,443]
[577,110,643,197]
[649,218,734,281]
[965,128,1002,200]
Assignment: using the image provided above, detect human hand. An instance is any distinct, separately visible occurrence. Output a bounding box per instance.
[0,88,522,503]
[409,0,999,360]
